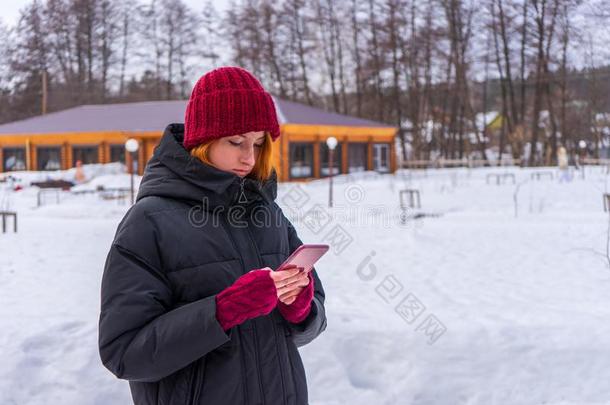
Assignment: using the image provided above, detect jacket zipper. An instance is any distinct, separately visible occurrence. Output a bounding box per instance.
[220,196,274,404]
[245,224,288,405]
[216,211,251,404]
[238,177,248,204]
[243,223,268,405]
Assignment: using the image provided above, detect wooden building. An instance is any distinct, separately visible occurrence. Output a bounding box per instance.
[0,99,397,182]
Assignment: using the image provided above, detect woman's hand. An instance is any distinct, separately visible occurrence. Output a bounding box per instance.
[274,265,315,324]
[215,268,279,331]
[269,265,311,305]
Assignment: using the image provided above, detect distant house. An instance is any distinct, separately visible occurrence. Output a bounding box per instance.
[0,99,397,182]
[475,111,503,134]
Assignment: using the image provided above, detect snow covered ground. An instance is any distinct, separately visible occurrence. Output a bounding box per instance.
[1,164,610,405]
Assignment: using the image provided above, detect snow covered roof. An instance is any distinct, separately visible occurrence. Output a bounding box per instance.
[277,98,390,128]
[0,98,392,135]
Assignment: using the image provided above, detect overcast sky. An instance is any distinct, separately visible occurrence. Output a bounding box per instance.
[0,0,607,88]
[0,0,231,27]
[0,1,30,26]
[0,0,235,85]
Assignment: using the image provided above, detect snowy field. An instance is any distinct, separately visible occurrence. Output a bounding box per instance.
[1,164,610,405]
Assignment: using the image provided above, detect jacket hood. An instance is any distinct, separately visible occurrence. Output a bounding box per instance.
[136,123,278,209]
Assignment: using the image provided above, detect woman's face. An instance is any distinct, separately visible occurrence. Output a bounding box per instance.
[207,131,266,178]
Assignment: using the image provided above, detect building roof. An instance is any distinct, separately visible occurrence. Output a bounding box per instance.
[0,98,393,135]
[276,98,391,128]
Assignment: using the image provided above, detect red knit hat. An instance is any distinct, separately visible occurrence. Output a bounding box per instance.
[183,66,281,150]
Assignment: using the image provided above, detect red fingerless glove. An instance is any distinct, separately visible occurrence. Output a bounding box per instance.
[278,271,315,324]
[215,268,278,331]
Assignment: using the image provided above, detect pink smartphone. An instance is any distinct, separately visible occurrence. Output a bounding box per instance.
[276,244,330,273]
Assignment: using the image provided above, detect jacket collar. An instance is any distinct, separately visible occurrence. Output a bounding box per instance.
[137,123,277,209]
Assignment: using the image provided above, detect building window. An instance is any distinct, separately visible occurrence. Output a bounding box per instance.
[348,143,368,173]
[36,146,62,171]
[72,145,99,166]
[289,142,314,178]
[2,148,26,172]
[372,143,390,173]
[109,144,126,163]
[320,142,342,177]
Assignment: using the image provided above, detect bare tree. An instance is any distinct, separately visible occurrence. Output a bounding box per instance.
[0,21,13,123]
[315,0,342,112]
[349,0,364,115]
[382,0,407,159]
[366,0,386,121]
[138,0,164,99]
[260,1,287,98]
[71,0,97,94]
[0,0,608,162]
[175,2,200,98]
[528,0,560,166]
[98,0,119,100]
[225,1,248,69]
[200,0,222,67]
[10,0,50,118]
[282,0,315,105]
[46,0,77,90]
[442,0,487,160]
[118,2,134,97]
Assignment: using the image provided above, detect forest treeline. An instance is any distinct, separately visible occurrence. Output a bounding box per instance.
[0,0,608,164]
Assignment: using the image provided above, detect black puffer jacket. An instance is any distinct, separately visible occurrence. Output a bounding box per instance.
[98,123,327,405]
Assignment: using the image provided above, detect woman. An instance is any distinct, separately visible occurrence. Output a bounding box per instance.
[98,66,327,405]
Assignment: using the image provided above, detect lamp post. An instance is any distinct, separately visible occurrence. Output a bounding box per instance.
[326,137,338,208]
[125,138,139,205]
[578,139,587,180]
